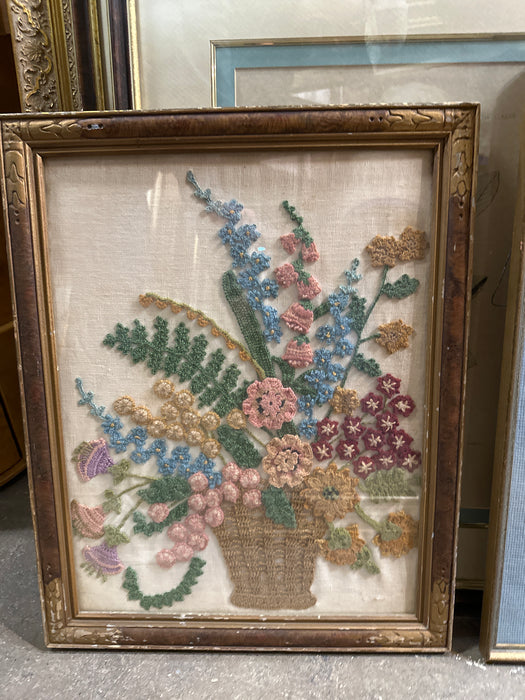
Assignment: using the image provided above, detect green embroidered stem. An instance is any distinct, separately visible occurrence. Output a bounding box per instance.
[216,424,262,469]
[360,333,381,344]
[117,498,143,529]
[282,200,314,247]
[244,428,268,449]
[116,482,151,498]
[133,499,189,537]
[222,270,273,377]
[354,503,402,542]
[122,558,206,610]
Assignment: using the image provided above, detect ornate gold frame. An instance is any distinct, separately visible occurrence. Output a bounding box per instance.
[0,106,478,650]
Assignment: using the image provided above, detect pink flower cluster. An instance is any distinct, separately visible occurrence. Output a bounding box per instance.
[310,374,421,479]
[220,462,262,508]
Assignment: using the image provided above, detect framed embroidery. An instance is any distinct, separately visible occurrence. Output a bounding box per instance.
[0,105,478,650]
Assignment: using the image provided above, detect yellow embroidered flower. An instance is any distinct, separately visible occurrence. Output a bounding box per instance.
[201,438,221,458]
[262,435,313,488]
[185,428,204,446]
[329,387,359,414]
[165,422,184,441]
[180,409,201,429]
[113,396,135,415]
[303,462,360,521]
[172,390,194,410]
[131,405,152,425]
[226,408,246,430]
[397,226,428,261]
[148,418,167,438]
[365,236,399,267]
[316,524,365,565]
[160,402,179,421]
[373,511,418,557]
[200,411,221,432]
[153,378,175,399]
[375,319,413,354]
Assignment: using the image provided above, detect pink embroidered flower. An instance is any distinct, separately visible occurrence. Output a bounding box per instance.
[376,449,396,471]
[311,439,333,462]
[297,276,322,300]
[172,543,194,562]
[188,493,207,513]
[342,415,365,439]
[302,241,320,262]
[221,481,240,503]
[156,548,177,569]
[262,435,313,487]
[353,456,376,478]
[362,428,385,451]
[282,340,314,368]
[316,417,339,439]
[222,462,241,482]
[388,429,414,453]
[204,506,225,528]
[239,468,261,489]
[280,232,298,253]
[389,394,415,417]
[275,263,299,288]
[243,489,262,508]
[335,439,359,461]
[205,489,223,507]
[376,412,399,434]
[70,500,106,539]
[360,392,384,416]
[376,373,401,398]
[147,502,170,523]
[242,378,297,430]
[187,532,209,551]
[167,523,188,542]
[281,302,314,333]
[185,513,206,533]
[399,448,421,472]
[188,471,209,493]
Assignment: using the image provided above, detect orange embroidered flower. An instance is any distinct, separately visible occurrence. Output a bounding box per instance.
[365,236,399,267]
[262,435,313,488]
[316,524,365,565]
[397,226,428,261]
[373,510,418,557]
[375,319,414,354]
[303,462,360,521]
[329,387,359,414]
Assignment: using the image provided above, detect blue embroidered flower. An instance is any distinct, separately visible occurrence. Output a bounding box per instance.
[315,325,335,343]
[249,251,271,273]
[333,316,353,337]
[171,446,191,469]
[130,447,151,464]
[339,258,362,296]
[235,223,260,244]
[246,289,265,311]
[305,369,327,387]
[259,278,279,299]
[297,394,316,416]
[238,269,261,291]
[230,241,250,268]
[159,459,176,476]
[261,305,280,328]
[263,323,282,343]
[218,223,237,245]
[328,291,349,319]
[298,417,318,438]
[101,415,123,433]
[219,199,243,223]
[313,348,333,369]
[334,338,354,357]
[325,361,345,382]
[316,383,335,404]
[130,427,148,444]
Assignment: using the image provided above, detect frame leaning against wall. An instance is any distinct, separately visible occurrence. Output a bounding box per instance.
[0,105,477,650]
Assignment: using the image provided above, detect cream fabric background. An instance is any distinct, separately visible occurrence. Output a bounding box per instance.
[43,147,434,616]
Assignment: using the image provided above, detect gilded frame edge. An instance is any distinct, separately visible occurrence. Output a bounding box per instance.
[480,122,525,664]
[0,105,478,651]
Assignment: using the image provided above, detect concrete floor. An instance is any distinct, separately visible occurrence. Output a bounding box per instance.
[1,475,524,700]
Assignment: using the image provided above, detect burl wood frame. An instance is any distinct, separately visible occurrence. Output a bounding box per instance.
[0,106,478,651]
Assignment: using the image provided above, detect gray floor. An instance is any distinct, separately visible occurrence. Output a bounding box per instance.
[1,476,524,700]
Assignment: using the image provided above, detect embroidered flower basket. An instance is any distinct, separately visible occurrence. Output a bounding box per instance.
[214,487,326,610]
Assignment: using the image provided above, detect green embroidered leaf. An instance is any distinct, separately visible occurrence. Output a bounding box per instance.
[177,334,208,381]
[137,476,191,504]
[129,320,149,363]
[102,489,122,514]
[123,558,206,610]
[313,299,330,320]
[222,270,273,377]
[108,458,130,484]
[163,322,190,375]
[359,467,416,502]
[277,421,298,437]
[148,316,169,373]
[133,501,189,536]
[104,525,130,546]
[291,375,313,396]
[382,274,420,299]
[216,425,261,469]
[272,356,295,387]
[261,486,297,529]
[353,352,381,377]
[347,296,367,332]
[350,545,380,574]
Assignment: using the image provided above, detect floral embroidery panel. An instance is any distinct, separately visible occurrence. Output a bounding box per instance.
[43,149,434,616]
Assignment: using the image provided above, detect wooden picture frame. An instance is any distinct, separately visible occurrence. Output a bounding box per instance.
[0,105,478,650]
[481,125,525,663]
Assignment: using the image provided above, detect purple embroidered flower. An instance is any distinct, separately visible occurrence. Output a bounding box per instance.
[73,439,114,482]
[82,543,124,577]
